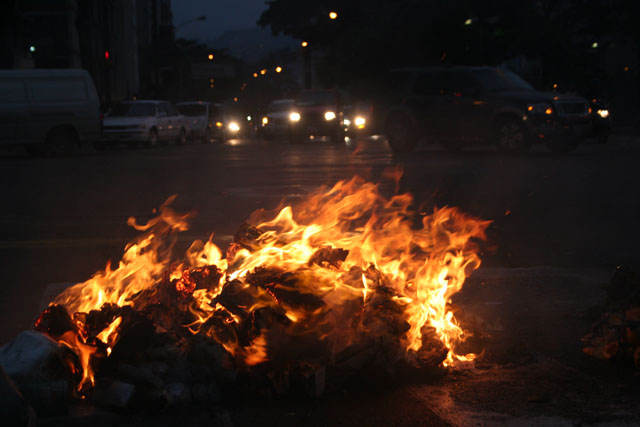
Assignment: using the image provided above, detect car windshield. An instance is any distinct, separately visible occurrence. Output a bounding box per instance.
[110,102,156,117]
[268,101,294,112]
[296,92,336,106]
[177,104,207,116]
[473,69,534,92]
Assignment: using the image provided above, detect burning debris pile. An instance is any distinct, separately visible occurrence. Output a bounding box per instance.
[583,266,640,367]
[9,176,490,410]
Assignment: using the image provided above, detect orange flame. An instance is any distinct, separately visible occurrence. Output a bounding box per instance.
[58,330,98,391]
[46,176,489,389]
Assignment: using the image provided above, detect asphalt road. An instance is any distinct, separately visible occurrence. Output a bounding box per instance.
[1,133,639,340]
[1,134,640,425]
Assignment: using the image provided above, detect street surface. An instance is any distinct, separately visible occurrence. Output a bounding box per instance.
[2,134,640,425]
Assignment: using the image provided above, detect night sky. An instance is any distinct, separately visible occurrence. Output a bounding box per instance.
[171,0,269,41]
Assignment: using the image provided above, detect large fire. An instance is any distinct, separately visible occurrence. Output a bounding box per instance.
[36,176,490,393]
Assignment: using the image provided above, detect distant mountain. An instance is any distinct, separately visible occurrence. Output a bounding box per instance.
[206,28,298,64]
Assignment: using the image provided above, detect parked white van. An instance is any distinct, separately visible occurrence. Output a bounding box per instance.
[0,69,102,155]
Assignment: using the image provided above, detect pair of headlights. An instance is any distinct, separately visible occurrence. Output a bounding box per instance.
[527,103,610,118]
[210,121,236,131]
[344,117,366,128]
[288,111,337,122]
[527,103,554,115]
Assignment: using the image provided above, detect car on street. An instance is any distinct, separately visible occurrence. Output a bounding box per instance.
[0,69,102,156]
[372,66,593,153]
[343,103,370,137]
[590,97,612,144]
[102,100,188,148]
[176,101,224,142]
[259,99,294,140]
[220,110,244,141]
[288,90,346,143]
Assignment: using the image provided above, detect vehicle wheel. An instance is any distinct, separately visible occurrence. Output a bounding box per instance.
[25,144,45,157]
[203,128,212,143]
[385,113,417,153]
[176,128,187,145]
[493,118,529,153]
[145,128,158,148]
[45,128,76,156]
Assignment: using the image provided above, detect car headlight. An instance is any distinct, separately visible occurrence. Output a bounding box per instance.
[597,109,609,118]
[289,112,301,122]
[354,116,366,128]
[324,111,336,121]
[343,118,351,126]
[262,117,269,125]
[228,121,240,132]
[527,103,554,115]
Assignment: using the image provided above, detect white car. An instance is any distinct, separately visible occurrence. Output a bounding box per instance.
[176,101,224,142]
[102,100,188,147]
[260,99,294,140]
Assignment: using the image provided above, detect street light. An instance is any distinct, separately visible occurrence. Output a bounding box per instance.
[275,66,282,73]
[301,41,309,47]
[208,53,214,60]
[329,11,338,20]
[260,69,267,75]
[29,46,36,53]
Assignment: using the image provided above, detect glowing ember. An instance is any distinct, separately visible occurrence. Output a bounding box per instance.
[36,176,489,392]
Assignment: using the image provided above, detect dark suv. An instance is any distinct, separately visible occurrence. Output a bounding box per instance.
[373,66,592,153]
[289,90,345,143]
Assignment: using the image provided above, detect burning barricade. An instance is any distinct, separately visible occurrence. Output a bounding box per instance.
[3,176,490,412]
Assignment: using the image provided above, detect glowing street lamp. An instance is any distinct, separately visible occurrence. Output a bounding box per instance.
[260,69,267,75]
[29,46,36,53]
[253,72,258,78]
[329,11,338,20]
[275,66,282,73]
[301,41,309,47]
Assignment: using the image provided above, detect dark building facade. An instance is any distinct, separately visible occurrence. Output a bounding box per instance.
[1,0,174,106]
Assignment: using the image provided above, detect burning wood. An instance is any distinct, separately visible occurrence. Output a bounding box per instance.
[30,176,489,404]
[583,266,640,367]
